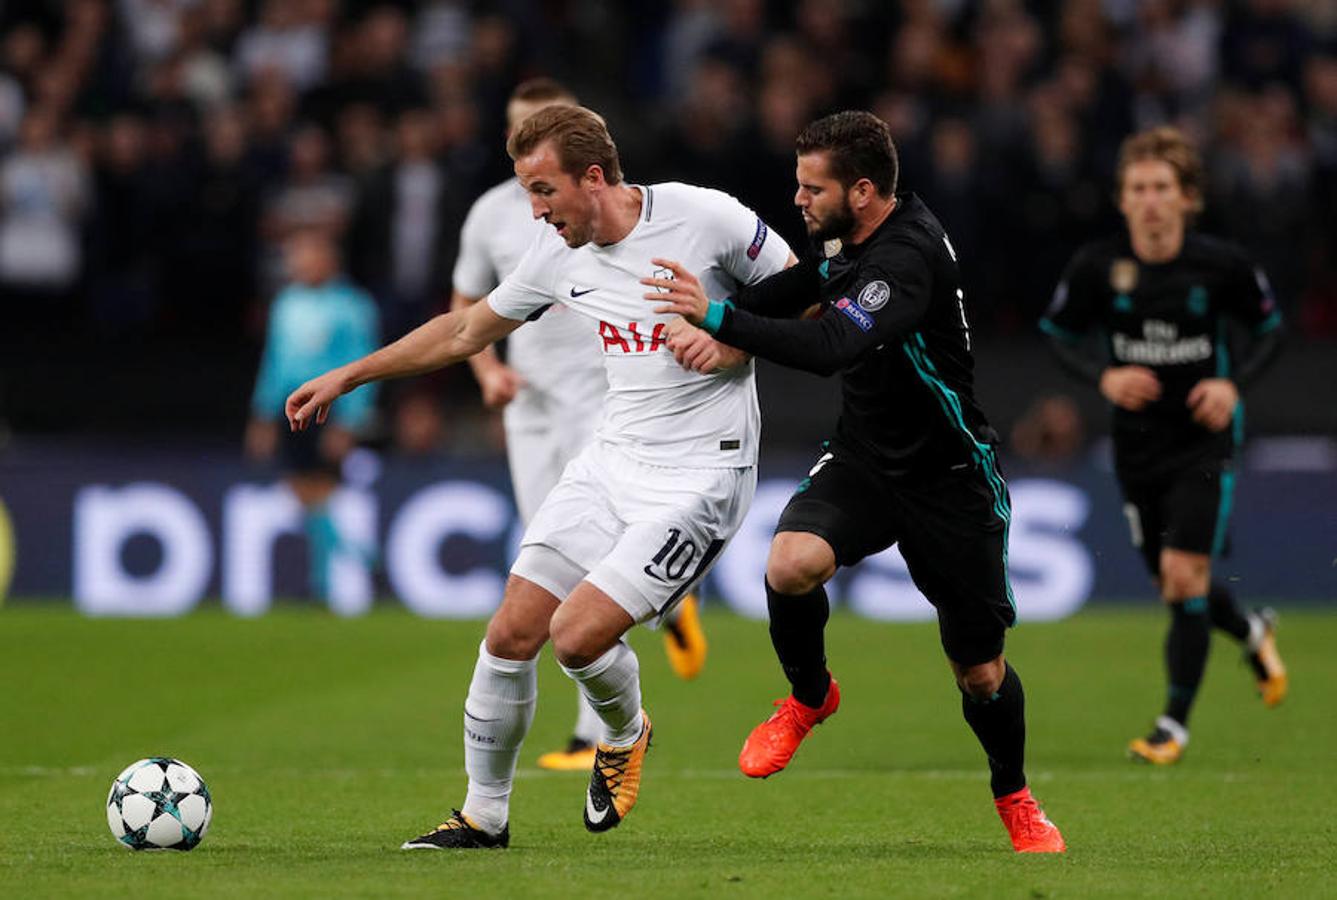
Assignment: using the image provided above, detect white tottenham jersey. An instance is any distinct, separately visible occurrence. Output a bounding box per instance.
[453,177,603,384]
[488,182,792,468]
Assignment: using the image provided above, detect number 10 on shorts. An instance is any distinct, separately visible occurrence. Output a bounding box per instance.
[643,528,698,583]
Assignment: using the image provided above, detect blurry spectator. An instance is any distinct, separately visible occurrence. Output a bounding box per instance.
[172,106,260,338]
[88,113,160,332]
[346,108,464,340]
[1221,0,1314,95]
[795,0,874,99]
[319,5,425,116]
[654,55,749,193]
[2,22,46,92]
[0,69,22,151]
[392,389,448,456]
[737,79,815,253]
[198,0,244,56]
[119,0,192,64]
[234,0,330,91]
[661,0,725,99]
[1010,394,1086,464]
[412,0,472,71]
[1210,88,1312,315]
[702,0,768,81]
[0,108,89,306]
[241,68,295,180]
[245,230,378,605]
[335,101,387,178]
[175,5,235,110]
[1124,0,1222,127]
[923,117,984,301]
[263,122,352,244]
[1304,49,1337,333]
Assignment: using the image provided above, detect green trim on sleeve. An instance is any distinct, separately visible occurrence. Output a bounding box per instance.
[702,298,734,335]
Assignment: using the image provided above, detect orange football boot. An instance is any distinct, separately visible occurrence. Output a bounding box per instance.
[994,786,1066,853]
[663,595,707,680]
[738,677,840,778]
[1247,608,1288,708]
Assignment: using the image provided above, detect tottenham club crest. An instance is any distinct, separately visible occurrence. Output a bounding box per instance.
[650,266,673,293]
[857,280,891,311]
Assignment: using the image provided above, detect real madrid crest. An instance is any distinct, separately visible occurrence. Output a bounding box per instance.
[1110,258,1139,294]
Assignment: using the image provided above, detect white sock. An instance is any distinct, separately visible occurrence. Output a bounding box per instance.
[573,694,603,745]
[1246,613,1266,652]
[561,641,643,747]
[461,641,537,834]
[1156,715,1190,746]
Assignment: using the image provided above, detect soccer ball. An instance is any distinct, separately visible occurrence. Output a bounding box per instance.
[106,758,212,851]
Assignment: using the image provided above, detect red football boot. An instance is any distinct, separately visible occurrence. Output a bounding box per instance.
[738,677,840,778]
[994,786,1066,853]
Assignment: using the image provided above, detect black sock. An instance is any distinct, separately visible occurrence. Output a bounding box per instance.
[961,662,1027,799]
[766,579,831,708]
[1164,597,1210,726]
[1207,580,1250,643]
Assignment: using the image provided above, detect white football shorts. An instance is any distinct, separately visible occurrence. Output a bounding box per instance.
[510,439,755,624]
[503,365,605,525]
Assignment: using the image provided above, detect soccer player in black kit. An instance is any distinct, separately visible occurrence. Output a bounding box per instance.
[645,111,1065,853]
[1040,127,1287,765]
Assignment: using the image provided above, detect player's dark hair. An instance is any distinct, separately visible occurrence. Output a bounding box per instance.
[509,77,577,106]
[796,111,899,197]
[1116,126,1205,213]
[507,104,623,185]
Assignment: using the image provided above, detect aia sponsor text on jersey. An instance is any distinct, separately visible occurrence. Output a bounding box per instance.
[599,321,668,354]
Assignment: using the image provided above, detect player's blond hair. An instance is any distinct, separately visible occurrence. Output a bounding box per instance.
[507,104,623,186]
[1116,126,1205,213]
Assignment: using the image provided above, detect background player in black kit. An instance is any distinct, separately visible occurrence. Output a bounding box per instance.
[645,111,1065,854]
[1041,127,1288,765]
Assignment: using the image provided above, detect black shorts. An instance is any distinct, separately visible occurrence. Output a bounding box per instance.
[1119,457,1234,576]
[776,441,1017,666]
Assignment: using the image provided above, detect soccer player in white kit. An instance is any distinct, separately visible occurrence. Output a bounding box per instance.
[285,104,794,848]
[452,80,709,774]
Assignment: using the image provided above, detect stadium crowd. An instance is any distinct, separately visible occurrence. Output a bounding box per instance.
[1,0,1335,437]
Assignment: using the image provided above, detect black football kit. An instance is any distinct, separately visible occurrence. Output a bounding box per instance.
[1041,232,1283,572]
[709,193,1013,666]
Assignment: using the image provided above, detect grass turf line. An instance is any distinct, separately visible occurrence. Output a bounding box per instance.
[1,605,1333,898]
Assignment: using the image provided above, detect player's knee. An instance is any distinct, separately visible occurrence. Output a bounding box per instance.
[484,610,548,660]
[956,659,1004,700]
[1159,554,1208,602]
[547,606,606,669]
[766,534,835,595]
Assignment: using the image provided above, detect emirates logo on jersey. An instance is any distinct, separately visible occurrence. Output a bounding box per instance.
[599,321,668,354]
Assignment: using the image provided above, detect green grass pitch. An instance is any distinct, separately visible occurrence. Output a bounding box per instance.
[1,604,1334,898]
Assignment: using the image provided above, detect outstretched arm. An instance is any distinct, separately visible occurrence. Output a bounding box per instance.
[451,289,526,408]
[286,301,522,429]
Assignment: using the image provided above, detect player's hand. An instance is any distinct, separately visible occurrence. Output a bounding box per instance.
[642,258,709,325]
[244,419,278,460]
[1099,366,1162,411]
[477,363,525,409]
[1187,378,1239,432]
[285,369,351,431]
[665,318,748,373]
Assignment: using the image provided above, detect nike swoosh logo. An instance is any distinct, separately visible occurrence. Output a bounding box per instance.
[585,790,611,825]
[642,565,668,582]
[570,287,596,297]
[465,710,501,723]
